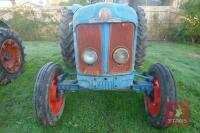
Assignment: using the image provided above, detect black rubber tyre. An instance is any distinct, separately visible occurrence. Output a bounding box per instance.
[128,0,140,9]
[34,62,65,126]
[128,1,148,67]
[60,9,75,68]
[144,63,177,127]
[135,7,147,67]
[0,28,25,85]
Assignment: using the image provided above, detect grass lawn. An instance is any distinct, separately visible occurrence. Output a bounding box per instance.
[0,41,200,133]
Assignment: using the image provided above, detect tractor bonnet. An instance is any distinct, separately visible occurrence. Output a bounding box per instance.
[72,2,138,29]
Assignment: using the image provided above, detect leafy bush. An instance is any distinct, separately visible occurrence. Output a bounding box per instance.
[167,23,191,43]
[1,7,59,41]
[162,0,200,44]
[171,0,200,44]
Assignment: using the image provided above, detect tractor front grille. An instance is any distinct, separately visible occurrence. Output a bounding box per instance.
[76,23,135,75]
[96,79,114,90]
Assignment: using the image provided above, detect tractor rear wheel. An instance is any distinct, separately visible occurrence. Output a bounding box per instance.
[128,2,148,68]
[34,62,65,126]
[144,63,177,127]
[135,7,148,67]
[60,9,75,68]
[0,28,24,85]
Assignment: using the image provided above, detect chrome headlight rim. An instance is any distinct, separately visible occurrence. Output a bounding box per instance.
[113,47,129,64]
[82,49,98,65]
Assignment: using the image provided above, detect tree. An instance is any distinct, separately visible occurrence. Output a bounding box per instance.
[180,0,200,43]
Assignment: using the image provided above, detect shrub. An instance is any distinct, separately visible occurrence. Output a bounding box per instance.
[1,7,59,41]
[162,0,200,44]
[167,22,191,43]
[173,0,200,44]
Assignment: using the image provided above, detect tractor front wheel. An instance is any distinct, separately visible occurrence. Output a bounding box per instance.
[34,62,65,126]
[144,63,177,127]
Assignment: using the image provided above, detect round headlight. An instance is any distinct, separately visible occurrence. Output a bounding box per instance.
[82,49,98,65]
[113,48,129,64]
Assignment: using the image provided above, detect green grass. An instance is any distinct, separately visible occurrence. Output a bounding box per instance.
[0,41,200,133]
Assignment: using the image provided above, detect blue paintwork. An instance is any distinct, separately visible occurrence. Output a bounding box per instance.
[114,0,121,3]
[69,2,145,90]
[71,4,82,13]
[73,27,79,72]
[102,24,110,74]
[58,79,78,93]
[58,72,153,94]
[134,80,153,94]
[72,2,138,29]
[77,72,135,90]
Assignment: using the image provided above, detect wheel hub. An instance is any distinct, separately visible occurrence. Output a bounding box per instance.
[49,75,63,115]
[146,76,161,117]
[0,39,22,73]
[3,54,11,61]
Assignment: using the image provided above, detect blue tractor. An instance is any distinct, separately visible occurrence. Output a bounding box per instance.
[34,0,177,128]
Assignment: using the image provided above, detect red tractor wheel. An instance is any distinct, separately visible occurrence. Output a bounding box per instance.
[0,28,24,84]
[34,62,65,126]
[144,63,177,127]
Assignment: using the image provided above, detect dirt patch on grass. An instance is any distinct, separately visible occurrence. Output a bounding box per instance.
[188,53,200,59]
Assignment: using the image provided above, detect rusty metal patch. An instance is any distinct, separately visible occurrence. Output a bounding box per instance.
[77,24,102,75]
[108,23,134,73]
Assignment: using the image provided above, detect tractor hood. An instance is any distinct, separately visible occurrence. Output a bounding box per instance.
[72,2,138,29]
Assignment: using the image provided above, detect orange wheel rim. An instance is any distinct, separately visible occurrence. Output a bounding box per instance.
[0,39,22,73]
[146,76,161,117]
[49,75,63,115]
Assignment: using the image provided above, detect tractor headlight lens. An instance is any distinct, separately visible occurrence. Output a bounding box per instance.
[82,49,98,65]
[113,48,129,64]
